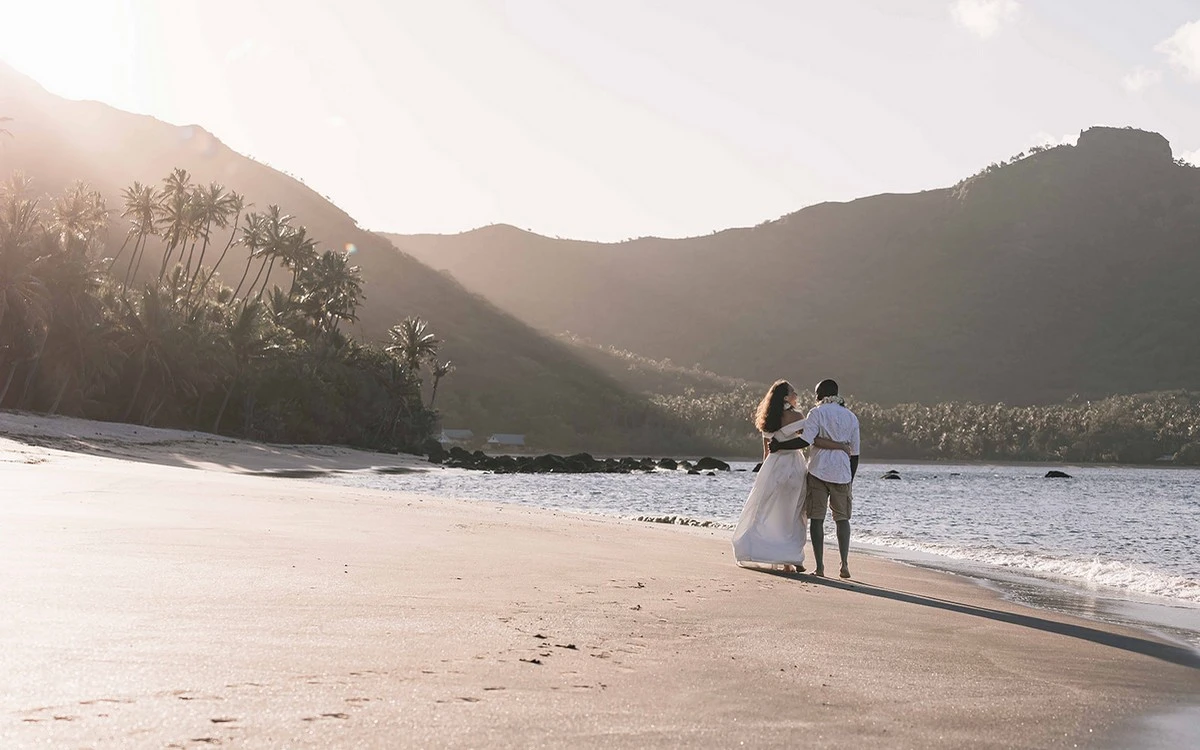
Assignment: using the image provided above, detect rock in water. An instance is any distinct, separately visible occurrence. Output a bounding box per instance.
[694,457,731,471]
[1045,470,1073,478]
[882,469,901,480]
[656,458,678,470]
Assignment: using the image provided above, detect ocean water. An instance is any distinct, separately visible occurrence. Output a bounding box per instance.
[320,461,1200,646]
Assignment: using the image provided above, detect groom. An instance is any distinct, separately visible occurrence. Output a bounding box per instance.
[769,379,860,578]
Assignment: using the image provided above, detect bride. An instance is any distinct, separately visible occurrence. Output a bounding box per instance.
[732,379,850,570]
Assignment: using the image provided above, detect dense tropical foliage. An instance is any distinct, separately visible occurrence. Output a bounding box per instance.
[0,170,445,450]
[566,337,1200,464]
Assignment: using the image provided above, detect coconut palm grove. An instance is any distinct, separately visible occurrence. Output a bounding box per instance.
[0,169,448,451]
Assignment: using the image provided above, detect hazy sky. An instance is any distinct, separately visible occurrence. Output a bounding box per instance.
[3,0,1200,241]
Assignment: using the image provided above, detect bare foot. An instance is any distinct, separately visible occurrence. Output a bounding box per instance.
[781,564,797,574]
[839,566,851,579]
[813,567,825,577]
[797,565,806,573]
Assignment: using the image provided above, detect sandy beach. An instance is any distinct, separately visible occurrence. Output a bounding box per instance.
[2,414,1198,749]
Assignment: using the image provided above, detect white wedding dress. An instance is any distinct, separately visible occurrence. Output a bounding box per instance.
[731,417,809,568]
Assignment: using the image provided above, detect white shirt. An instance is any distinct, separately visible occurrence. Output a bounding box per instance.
[801,401,861,485]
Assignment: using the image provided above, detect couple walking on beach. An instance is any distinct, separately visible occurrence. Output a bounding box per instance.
[731,379,861,578]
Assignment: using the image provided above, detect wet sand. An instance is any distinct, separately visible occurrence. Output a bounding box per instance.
[2,415,1198,748]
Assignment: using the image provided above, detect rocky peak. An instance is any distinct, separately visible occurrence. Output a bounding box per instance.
[1075,126,1174,164]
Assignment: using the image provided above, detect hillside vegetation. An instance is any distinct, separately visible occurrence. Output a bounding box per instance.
[564,337,1200,464]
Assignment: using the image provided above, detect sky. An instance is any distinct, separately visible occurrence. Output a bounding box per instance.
[2,0,1200,241]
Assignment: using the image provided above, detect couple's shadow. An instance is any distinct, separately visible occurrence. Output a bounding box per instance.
[757,568,1200,670]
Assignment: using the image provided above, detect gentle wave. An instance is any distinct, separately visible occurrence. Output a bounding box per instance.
[856,532,1200,603]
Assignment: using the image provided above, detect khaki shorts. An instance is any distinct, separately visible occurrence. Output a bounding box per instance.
[805,475,853,522]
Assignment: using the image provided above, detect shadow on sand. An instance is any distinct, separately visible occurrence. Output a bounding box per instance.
[762,569,1200,670]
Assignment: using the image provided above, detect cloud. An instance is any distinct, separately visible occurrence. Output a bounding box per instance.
[1180,148,1200,166]
[1121,66,1162,93]
[1156,19,1200,79]
[950,0,1021,39]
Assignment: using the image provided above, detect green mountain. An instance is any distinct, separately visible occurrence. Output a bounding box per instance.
[0,62,711,453]
[389,128,1200,405]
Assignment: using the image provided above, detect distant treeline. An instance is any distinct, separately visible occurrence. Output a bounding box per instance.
[0,170,447,450]
[656,389,1200,464]
[566,338,1200,464]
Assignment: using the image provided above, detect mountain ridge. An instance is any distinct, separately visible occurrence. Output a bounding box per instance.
[388,126,1200,405]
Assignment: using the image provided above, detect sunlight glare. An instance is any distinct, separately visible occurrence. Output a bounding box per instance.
[0,1,143,105]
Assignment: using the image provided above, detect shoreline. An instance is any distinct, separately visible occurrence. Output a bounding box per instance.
[4,414,1200,747]
[8,411,1192,646]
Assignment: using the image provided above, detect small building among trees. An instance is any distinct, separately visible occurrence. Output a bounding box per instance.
[486,433,526,449]
[438,429,474,446]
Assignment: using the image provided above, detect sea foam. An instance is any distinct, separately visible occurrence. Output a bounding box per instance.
[855,532,1200,603]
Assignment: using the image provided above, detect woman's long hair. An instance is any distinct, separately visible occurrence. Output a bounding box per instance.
[754,379,793,433]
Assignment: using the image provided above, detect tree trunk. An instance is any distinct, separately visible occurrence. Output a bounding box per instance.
[107,231,134,273]
[185,228,213,304]
[213,372,238,433]
[183,236,200,279]
[255,257,277,301]
[0,363,19,407]
[17,334,48,408]
[49,372,70,415]
[123,232,145,291]
[144,397,165,427]
[193,392,205,429]
[157,239,176,282]
[246,256,270,303]
[196,215,241,302]
[233,253,255,300]
[122,349,149,422]
[242,392,256,438]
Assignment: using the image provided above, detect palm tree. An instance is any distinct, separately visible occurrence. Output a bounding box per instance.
[232,210,265,300]
[113,182,162,291]
[0,175,52,405]
[192,191,245,303]
[16,184,106,408]
[49,182,108,254]
[156,168,195,282]
[428,359,454,408]
[295,249,361,334]
[385,316,441,372]
[184,183,238,302]
[247,205,293,301]
[118,284,197,423]
[280,225,318,302]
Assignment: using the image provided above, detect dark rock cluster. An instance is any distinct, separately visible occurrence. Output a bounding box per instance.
[426,445,732,474]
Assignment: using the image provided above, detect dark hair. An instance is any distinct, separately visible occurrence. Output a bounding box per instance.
[815,379,839,399]
[754,379,793,433]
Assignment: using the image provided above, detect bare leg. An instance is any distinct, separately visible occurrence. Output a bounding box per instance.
[836,520,851,578]
[809,519,825,576]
